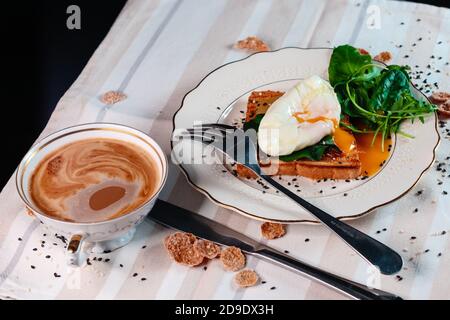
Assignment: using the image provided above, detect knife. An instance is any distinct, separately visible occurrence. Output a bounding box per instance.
[148,199,402,300]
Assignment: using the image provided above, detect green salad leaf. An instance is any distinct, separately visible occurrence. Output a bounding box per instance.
[329,45,437,149]
[243,114,264,132]
[279,136,335,162]
[328,44,377,86]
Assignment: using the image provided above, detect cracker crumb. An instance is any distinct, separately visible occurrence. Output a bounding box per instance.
[429,92,450,118]
[261,222,286,240]
[164,232,204,267]
[220,246,246,271]
[234,269,259,288]
[358,48,370,55]
[100,90,127,105]
[429,91,450,104]
[234,36,270,52]
[373,51,392,63]
[25,207,35,217]
[193,239,221,259]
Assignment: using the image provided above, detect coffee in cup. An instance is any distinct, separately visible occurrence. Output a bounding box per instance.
[29,138,161,223]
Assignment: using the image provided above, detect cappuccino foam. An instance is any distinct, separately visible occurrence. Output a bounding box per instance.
[29,138,160,223]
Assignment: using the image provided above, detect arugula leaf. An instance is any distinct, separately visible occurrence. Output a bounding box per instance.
[243,114,264,132]
[328,45,375,86]
[279,136,335,162]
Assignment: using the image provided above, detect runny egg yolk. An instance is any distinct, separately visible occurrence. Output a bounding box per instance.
[292,114,357,154]
[293,113,390,176]
[355,133,391,176]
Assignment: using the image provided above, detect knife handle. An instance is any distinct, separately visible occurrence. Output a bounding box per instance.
[254,247,402,300]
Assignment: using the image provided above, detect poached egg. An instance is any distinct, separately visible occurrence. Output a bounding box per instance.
[258,75,352,156]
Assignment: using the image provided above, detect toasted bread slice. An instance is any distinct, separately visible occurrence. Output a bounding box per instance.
[237,91,362,180]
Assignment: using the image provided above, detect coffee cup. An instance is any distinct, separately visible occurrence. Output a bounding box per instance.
[16,123,168,266]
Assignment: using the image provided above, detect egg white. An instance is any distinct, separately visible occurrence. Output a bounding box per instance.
[257,75,341,156]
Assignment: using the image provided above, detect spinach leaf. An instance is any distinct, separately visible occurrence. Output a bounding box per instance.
[328,45,374,86]
[243,114,264,132]
[279,136,335,162]
[369,67,409,112]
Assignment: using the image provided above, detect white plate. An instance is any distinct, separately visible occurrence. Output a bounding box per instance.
[172,48,440,223]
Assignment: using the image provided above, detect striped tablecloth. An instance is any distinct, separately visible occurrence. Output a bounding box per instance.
[1,0,449,300]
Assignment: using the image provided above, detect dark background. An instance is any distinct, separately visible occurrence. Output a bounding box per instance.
[0,0,448,189]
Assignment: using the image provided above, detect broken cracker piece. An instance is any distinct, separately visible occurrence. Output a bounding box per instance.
[235,36,270,52]
[164,232,204,266]
[261,222,286,240]
[438,100,450,118]
[194,239,221,259]
[429,92,450,118]
[220,246,246,271]
[234,269,259,288]
[25,206,35,217]
[429,91,450,105]
[373,51,392,63]
[358,48,370,55]
[100,90,127,105]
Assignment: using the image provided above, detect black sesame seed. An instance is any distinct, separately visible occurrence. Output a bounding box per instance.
[305,238,310,242]
[30,265,35,269]
[284,250,290,254]
[45,255,51,259]
[141,278,147,281]
[87,259,92,266]
[261,281,267,284]
[343,193,348,197]
[133,273,138,277]
[376,230,381,234]
[443,191,448,195]
[97,258,103,262]
[270,286,276,290]
[120,264,123,268]
[382,228,387,231]
[413,208,419,213]
[424,249,430,253]
[32,248,37,251]
[54,273,61,278]
[142,245,147,249]
[105,258,110,262]
[203,266,207,271]
[18,237,22,241]
[438,253,442,257]
[410,236,417,240]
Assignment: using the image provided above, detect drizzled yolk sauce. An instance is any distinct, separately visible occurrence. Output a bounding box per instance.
[293,113,391,176]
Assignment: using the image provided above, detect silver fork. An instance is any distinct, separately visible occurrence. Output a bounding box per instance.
[179,123,403,275]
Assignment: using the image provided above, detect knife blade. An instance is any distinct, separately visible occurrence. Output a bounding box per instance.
[148,199,402,300]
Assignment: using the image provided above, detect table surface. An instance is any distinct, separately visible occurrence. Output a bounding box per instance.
[0,0,449,300]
